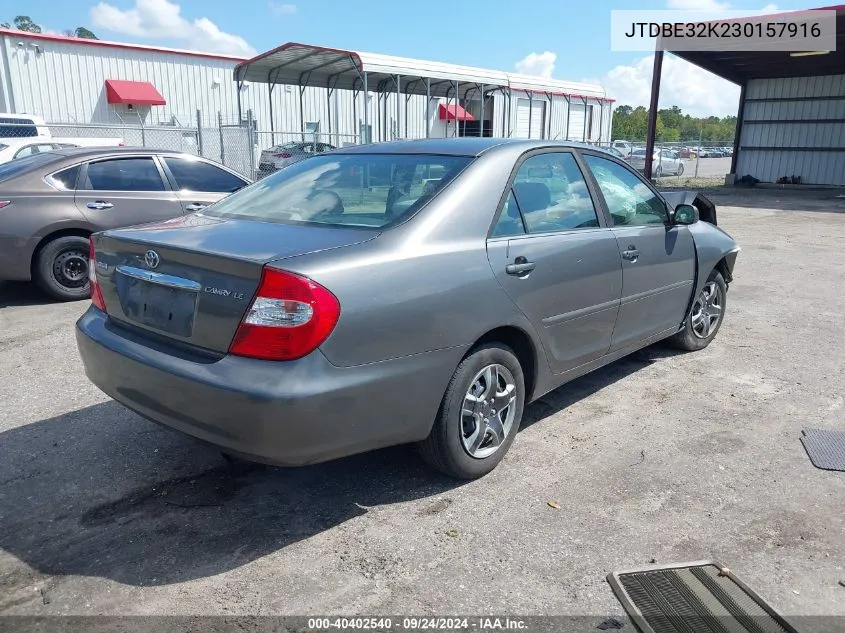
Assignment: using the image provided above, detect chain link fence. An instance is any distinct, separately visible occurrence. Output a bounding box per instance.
[591,139,736,188]
[0,113,364,181]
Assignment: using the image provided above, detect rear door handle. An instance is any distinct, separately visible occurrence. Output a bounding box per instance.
[622,249,640,261]
[86,201,113,210]
[505,261,536,275]
[185,203,207,212]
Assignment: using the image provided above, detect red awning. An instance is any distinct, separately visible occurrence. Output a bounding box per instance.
[105,80,166,105]
[438,103,475,121]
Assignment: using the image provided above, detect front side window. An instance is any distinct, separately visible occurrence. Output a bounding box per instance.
[202,153,472,229]
[583,154,668,227]
[14,145,38,159]
[163,157,247,193]
[509,152,599,234]
[83,158,165,192]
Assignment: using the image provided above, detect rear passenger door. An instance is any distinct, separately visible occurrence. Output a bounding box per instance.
[486,151,623,375]
[160,156,249,213]
[74,156,182,230]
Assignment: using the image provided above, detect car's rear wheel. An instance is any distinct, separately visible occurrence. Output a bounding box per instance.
[34,235,91,301]
[654,165,663,178]
[677,163,685,176]
[419,343,525,479]
[668,269,727,351]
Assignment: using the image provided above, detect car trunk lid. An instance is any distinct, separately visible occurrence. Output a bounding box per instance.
[93,214,376,354]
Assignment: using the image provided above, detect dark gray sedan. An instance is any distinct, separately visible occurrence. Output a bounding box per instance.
[76,138,740,479]
[0,148,249,300]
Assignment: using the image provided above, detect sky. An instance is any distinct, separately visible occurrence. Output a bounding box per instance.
[4,0,812,117]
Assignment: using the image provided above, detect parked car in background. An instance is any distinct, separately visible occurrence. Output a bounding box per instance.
[258,141,337,176]
[629,148,685,177]
[0,147,250,300]
[0,139,80,164]
[0,112,125,149]
[76,138,739,479]
[606,146,629,161]
[611,140,633,158]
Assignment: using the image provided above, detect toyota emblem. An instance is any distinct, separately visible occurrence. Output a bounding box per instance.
[144,250,161,269]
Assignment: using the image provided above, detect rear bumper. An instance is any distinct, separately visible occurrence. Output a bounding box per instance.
[75,308,465,466]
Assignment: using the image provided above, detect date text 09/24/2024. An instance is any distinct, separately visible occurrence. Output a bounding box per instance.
[307,617,528,630]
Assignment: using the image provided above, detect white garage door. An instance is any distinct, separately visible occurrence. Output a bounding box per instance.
[568,105,586,141]
[515,99,546,139]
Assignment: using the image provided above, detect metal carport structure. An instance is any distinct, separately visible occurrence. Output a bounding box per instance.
[644,5,845,184]
[233,42,613,145]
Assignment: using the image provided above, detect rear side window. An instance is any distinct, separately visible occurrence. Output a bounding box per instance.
[0,117,38,138]
[163,157,247,193]
[52,165,81,190]
[203,153,472,229]
[83,158,165,192]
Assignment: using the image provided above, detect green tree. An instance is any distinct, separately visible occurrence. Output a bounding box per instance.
[5,15,42,33]
[74,27,98,39]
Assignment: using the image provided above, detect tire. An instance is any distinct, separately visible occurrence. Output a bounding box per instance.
[654,166,663,178]
[677,163,685,176]
[419,343,525,479]
[34,235,91,301]
[668,269,727,351]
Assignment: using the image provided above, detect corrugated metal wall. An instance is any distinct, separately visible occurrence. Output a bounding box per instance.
[736,74,845,185]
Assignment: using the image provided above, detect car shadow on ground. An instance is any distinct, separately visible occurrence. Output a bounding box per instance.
[0,345,682,593]
[0,282,57,308]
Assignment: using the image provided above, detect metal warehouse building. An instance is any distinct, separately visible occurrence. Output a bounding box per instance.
[644,5,845,186]
[0,28,613,177]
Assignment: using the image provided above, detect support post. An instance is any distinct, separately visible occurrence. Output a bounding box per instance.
[425,78,431,138]
[236,80,243,124]
[395,74,401,140]
[644,49,664,180]
[299,84,306,142]
[195,109,203,155]
[247,108,255,179]
[564,96,571,140]
[730,83,746,176]
[527,91,533,138]
[479,83,485,137]
[268,83,275,146]
[362,72,369,144]
[218,110,225,165]
[582,97,588,143]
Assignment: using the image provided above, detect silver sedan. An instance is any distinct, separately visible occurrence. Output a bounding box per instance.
[76,139,739,479]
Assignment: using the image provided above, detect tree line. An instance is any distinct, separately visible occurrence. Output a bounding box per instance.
[611,105,737,143]
[1,15,98,39]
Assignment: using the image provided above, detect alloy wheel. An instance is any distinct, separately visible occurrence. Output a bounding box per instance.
[460,364,518,459]
[691,281,724,339]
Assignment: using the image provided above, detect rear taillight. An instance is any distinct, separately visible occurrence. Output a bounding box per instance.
[88,237,106,311]
[229,267,340,361]
[0,201,10,210]
[273,152,292,158]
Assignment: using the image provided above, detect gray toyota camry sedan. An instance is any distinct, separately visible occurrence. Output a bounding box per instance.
[76,138,739,479]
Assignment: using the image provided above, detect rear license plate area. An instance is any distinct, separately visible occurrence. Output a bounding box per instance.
[118,276,198,337]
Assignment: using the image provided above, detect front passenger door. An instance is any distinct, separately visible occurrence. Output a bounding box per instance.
[486,151,623,375]
[74,156,182,230]
[582,154,695,351]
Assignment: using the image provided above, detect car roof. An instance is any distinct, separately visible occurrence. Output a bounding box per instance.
[330,137,622,158]
[46,146,198,159]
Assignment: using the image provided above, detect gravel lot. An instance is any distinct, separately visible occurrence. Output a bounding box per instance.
[1,189,844,620]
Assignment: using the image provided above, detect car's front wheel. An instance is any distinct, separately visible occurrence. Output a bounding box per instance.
[34,235,91,301]
[669,269,727,351]
[677,162,685,176]
[419,343,525,479]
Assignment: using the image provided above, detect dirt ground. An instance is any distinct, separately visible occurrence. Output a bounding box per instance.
[1,188,844,621]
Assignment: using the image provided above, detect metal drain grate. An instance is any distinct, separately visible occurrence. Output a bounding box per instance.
[607,561,798,633]
[801,428,845,472]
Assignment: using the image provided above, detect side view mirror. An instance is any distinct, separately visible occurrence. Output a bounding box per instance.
[671,203,699,225]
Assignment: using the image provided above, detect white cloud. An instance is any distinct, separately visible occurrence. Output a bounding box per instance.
[269,2,297,15]
[90,0,256,56]
[515,51,556,79]
[602,54,740,117]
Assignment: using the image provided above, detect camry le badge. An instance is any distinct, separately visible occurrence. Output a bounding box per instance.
[144,250,160,269]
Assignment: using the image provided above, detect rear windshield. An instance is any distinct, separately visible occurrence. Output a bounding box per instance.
[0,152,61,183]
[202,153,473,229]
